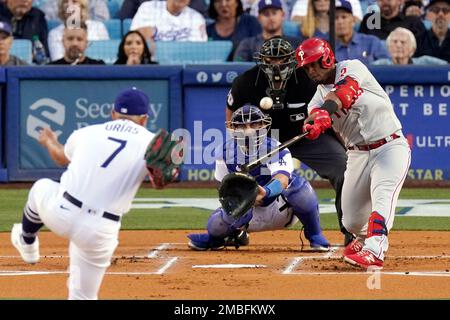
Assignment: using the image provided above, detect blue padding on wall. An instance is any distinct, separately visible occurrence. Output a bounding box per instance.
[0,68,6,181]
[5,66,183,181]
[369,66,450,84]
[3,64,450,182]
[183,63,254,85]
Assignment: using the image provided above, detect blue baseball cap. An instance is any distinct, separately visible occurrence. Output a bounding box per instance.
[0,21,12,36]
[114,87,150,115]
[258,0,283,13]
[336,0,353,14]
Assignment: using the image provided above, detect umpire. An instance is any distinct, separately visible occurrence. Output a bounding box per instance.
[226,36,353,245]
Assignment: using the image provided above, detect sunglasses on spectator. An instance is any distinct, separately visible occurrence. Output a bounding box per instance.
[428,6,450,14]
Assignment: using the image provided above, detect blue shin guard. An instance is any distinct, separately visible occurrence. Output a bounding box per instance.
[283,174,330,250]
[187,208,253,251]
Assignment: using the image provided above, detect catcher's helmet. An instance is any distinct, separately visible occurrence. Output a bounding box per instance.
[226,104,272,156]
[254,36,297,92]
[295,38,335,69]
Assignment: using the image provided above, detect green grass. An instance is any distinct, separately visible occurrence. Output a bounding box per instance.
[0,188,449,232]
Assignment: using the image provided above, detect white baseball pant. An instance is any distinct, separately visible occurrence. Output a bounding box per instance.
[247,195,299,232]
[342,137,411,260]
[26,178,121,300]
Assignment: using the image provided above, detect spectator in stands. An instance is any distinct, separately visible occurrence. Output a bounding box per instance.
[403,0,424,17]
[48,0,109,61]
[372,26,447,64]
[0,0,49,58]
[207,0,261,60]
[334,0,389,65]
[118,0,209,19]
[48,21,105,64]
[42,0,110,22]
[114,30,157,64]
[233,0,303,61]
[291,0,363,22]
[0,20,28,65]
[244,0,291,17]
[415,0,450,62]
[130,0,207,42]
[293,0,330,39]
[359,0,426,39]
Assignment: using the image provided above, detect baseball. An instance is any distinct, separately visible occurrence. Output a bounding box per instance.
[259,97,273,110]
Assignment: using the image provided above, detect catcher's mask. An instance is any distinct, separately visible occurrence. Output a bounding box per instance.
[226,104,272,156]
[254,37,297,108]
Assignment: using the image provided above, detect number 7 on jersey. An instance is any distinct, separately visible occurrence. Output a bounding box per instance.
[101,137,127,168]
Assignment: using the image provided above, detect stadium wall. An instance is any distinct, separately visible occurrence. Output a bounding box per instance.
[1,65,449,183]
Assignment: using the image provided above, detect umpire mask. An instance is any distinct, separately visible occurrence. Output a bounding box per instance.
[254,37,297,109]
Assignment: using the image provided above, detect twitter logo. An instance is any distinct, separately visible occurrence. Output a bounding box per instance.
[212,72,223,82]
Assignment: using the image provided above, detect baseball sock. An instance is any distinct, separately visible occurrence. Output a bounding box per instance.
[21,205,43,244]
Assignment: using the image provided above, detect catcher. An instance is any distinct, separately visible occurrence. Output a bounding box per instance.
[10,87,182,300]
[187,104,330,251]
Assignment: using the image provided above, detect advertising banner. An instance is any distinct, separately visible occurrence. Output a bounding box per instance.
[386,83,450,181]
[6,66,182,181]
[20,79,169,169]
[0,69,6,181]
[181,65,450,182]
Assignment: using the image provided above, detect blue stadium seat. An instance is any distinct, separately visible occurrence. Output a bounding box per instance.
[86,39,121,64]
[10,39,33,64]
[283,21,301,38]
[104,19,122,39]
[47,19,61,31]
[33,0,48,8]
[107,0,124,19]
[155,41,233,65]
[122,18,132,36]
[360,0,369,15]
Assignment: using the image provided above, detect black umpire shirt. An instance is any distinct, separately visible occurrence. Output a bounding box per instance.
[227,65,317,143]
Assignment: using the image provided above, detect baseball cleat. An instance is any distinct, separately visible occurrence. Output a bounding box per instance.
[11,223,40,264]
[343,249,383,270]
[187,233,225,251]
[343,231,356,247]
[307,233,330,252]
[343,239,364,256]
[224,230,250,248]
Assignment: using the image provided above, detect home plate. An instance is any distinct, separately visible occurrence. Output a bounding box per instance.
[192,264,267,269]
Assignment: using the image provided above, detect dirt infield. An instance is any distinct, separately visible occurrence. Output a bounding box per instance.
[0,230,449,299]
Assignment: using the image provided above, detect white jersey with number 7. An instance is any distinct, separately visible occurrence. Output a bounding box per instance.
[60,119,155,215]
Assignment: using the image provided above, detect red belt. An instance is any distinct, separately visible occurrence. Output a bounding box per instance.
[348,133,401,151]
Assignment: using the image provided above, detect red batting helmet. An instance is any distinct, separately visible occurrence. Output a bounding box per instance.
[295,38,335,69]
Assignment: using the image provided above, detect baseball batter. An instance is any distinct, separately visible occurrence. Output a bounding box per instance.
[296,38,411,269]
[188,104,330,252]
[227,37,353,247]
[10,88,175,299]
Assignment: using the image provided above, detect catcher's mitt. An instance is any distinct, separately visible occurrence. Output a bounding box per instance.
[218,172,259,219]
[145,129,184,189]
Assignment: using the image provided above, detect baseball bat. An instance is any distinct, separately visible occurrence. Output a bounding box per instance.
[240,131,310,173]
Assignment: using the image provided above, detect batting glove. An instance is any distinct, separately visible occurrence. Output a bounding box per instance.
[303,108,332,140]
